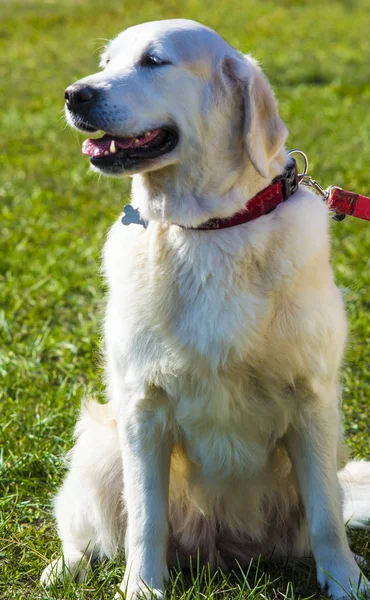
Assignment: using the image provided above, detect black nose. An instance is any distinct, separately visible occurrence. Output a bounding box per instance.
[64,85,97,110]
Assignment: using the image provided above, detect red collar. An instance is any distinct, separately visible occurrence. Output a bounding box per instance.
[190,158,299,230]
[120,160,298,231]
[120,155,370,230]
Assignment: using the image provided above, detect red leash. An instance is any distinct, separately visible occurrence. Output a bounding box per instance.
[291,149,370,222]
[327,188,370,221]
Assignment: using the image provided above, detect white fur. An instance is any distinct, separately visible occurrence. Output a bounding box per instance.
[42,19,370,599]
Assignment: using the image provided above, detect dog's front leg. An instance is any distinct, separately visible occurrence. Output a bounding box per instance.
[115,386,173,600]
[285,398,369,599]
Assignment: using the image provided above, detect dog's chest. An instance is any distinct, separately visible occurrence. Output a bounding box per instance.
[105,222,272,367]
[139,226,272,369]
[105,223,293,479]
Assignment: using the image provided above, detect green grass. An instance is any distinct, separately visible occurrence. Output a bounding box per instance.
[1,0,370,598]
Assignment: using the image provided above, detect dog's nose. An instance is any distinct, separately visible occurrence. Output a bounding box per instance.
[64,85,97,110]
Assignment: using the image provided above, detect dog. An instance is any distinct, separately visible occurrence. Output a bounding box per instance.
[41,19,370,599]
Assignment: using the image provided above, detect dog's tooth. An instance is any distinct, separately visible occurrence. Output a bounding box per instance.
[145,131,151,137]
[109,140,117,153]
[104,150,109,155]
[134,138,140,144]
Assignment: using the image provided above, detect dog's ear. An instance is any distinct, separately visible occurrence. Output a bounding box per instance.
[222,54,288,178]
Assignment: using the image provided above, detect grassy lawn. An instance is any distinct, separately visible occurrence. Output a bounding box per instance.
[1,0,370,598]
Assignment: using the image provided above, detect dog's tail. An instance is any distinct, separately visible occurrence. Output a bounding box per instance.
[339,460,370,530]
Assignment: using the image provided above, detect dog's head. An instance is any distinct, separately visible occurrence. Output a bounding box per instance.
[65,19,288,223]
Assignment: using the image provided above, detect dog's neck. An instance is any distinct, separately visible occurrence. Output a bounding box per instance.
[131,149,289,229]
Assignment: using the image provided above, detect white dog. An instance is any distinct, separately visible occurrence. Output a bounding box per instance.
[41,19,370,599]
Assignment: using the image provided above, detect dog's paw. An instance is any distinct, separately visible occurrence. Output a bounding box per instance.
[115,565,168,599]
[40,554,91,586]
[317,555,369,599]
[114,585,165,599]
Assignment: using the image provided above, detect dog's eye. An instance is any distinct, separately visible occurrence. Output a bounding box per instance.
[140,54,171,67]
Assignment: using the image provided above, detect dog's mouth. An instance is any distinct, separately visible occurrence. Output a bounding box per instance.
[81,127,179,173]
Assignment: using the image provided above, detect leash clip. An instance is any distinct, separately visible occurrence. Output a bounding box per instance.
[299,174,329,200]
[300,175,345,221]
[288,149,345,221]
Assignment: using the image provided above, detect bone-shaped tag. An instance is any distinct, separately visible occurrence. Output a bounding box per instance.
[121,204,147,228]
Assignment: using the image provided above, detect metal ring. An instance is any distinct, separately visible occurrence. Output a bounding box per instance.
[288,149,309,176]
[326,184,342,199]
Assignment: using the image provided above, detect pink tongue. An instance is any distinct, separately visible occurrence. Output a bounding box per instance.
[82,135,114,157]
[82,130,162,158]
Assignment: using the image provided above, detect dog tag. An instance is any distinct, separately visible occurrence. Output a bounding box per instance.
[121,204,147,228]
